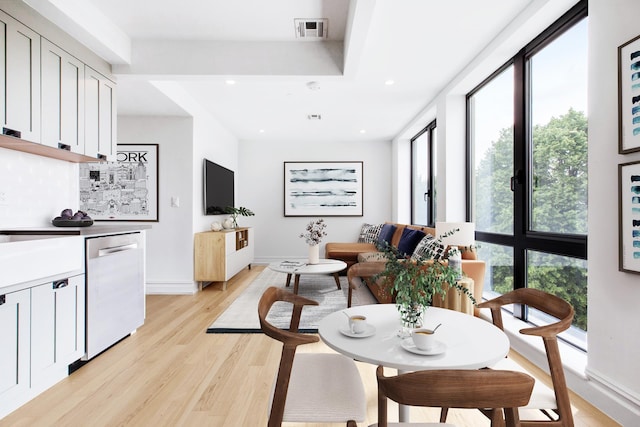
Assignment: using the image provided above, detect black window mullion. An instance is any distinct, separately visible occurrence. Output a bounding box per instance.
[513,49,527,294]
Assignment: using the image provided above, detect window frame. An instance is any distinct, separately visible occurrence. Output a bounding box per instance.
[411,120,437,227]
[466,1,588,323]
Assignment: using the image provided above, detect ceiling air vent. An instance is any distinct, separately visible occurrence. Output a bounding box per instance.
[295,19,328,39]
[307,114,322,120]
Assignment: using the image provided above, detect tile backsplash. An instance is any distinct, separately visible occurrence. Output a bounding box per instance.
[0,148,79,227]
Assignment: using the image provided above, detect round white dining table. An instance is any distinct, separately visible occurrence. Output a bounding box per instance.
[318,304,510,422]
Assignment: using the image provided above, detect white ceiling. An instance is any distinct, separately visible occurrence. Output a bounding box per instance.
[25,0,564,143]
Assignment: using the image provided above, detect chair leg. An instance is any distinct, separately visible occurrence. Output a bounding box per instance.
[440,407,449,423]
[347,421,358,427]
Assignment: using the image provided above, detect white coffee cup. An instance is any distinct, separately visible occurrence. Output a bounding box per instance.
[411,328,436,350]
[349,315,367,334]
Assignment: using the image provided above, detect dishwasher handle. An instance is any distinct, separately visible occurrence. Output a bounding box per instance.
[98,242,138,257]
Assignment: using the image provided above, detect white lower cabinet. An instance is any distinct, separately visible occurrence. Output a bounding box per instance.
[31,274,85,389]
[0,273,85,419]
[0,288,31,418]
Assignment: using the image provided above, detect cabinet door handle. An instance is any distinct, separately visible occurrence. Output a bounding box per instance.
[58,142,71,151]
[53,279,68,289]
[0,295,5,305]
[2,127,21,138]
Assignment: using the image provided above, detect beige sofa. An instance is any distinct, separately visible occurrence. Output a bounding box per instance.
[325,222,485,315]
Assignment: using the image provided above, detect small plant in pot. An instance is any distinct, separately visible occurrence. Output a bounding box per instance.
[374,233,475,337]
[224,206,255,228]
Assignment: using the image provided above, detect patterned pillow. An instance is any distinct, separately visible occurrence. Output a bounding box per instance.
[358,223,383,244]
[411,234,446,261]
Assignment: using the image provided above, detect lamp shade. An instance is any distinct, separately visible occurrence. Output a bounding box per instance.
[435,222,475,247]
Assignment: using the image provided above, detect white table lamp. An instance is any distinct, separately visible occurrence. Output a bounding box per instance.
[435,222,476,248]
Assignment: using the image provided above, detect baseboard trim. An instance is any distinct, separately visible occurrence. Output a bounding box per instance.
[146,280,197,295]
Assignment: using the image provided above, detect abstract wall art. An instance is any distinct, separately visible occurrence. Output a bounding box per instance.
[283,161,363,217]
[619,160,640,273]
[618,33,640,153]
[79,144,159,221]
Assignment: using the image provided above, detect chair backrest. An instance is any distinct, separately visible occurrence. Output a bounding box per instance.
[376,366,534,427]
[477,288,575,426]
[258,287,319,427]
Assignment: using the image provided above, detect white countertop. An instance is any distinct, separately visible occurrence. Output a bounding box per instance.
[0,224,151,237]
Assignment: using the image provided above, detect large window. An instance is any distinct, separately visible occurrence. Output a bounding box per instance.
[411,120,437,226]
[467,2,588,348]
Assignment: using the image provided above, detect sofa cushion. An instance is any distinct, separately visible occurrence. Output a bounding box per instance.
[411,234,446,261]
[326,242,377,264]
[377,223,397,247]
[357,223,383,244]
[397,227,426,257]
[357,252,387,262]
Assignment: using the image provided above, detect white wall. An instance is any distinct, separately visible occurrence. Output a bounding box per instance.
[585,0,640,423]
[118,116,195,294]
[238,138,392,263]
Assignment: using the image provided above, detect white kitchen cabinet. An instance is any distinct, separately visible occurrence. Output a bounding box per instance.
[30,274,85,389]
[41,38,85,153]
[0,10,41,142]
[0,289,31,412]
[84,66,117,161]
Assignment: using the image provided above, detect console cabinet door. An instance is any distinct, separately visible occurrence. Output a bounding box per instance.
[0,10,40,142]
[0,289,31,407]
[31,275,85,387]
[41,38,85,153]
[85,66,116,161]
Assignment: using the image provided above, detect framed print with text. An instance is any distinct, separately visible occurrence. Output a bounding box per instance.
[79,144,159,221]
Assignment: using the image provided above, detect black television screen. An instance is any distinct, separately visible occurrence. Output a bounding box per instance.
[203,159,234,215]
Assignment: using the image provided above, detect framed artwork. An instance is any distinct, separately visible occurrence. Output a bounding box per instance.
[79,144,159,221]
[618,160,640,273]
[618,33,640,154]
[283,161,363,217]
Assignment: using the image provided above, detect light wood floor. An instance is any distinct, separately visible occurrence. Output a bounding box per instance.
[1,266,618,427]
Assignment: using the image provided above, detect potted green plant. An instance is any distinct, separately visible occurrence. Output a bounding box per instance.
[224,206,255,228]
[375,234,475,336]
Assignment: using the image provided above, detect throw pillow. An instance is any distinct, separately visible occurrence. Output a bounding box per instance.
[411,234,446,261]
[358,223,383,244]
[397,228,426,257]
[377,223,397,247]
[357,252,387,262]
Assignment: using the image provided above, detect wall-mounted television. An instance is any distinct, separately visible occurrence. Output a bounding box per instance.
[203,159,234,215]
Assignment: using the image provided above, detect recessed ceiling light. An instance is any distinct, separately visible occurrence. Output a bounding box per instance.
[308,114,322,120]
[359,129,366,134]
[385,79,395,85]
[306,81,320,91]
[259,129,265,133]
[225,79,236,85]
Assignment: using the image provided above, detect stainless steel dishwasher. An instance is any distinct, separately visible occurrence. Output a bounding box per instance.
[84,233,145,360]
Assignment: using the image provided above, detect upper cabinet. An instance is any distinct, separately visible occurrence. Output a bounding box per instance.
[41,39,85,154]
[0,10,40,143]
[84,67,117,161]
[0,7,116,163]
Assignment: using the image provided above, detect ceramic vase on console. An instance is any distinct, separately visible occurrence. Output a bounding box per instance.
[308,244,320,264]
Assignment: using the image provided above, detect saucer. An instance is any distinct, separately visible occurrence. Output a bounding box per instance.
[339,324,376,338]
[401,338,446,355]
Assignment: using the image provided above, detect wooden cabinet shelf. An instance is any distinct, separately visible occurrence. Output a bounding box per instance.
[194,227,254,290]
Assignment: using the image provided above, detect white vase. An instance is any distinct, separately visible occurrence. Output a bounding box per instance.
[308,244,320,264]
[222,218,235,229]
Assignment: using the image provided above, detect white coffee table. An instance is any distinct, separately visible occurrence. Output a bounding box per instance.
[268,259,347,296]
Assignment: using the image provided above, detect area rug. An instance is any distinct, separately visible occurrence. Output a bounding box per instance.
[207,267,377,333]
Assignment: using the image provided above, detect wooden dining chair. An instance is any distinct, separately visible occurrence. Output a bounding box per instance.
[373,366,535,427]
[258,286,366,427]
[473,288,576,427]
